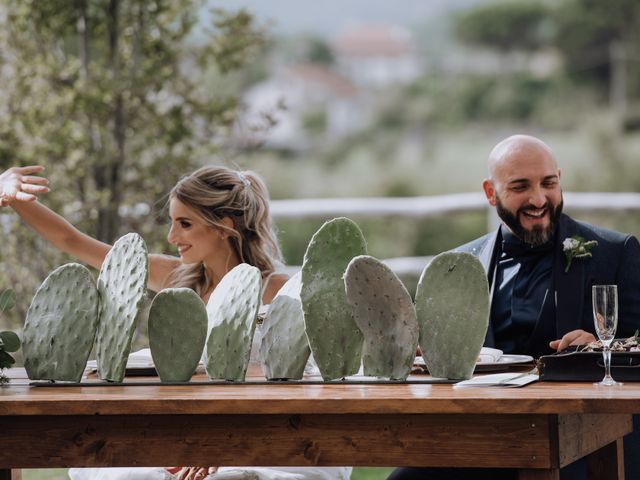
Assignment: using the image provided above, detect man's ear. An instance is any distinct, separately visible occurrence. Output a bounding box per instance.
[482,179,497,206]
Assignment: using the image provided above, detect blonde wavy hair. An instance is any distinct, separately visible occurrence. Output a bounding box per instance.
[167,166,283,297]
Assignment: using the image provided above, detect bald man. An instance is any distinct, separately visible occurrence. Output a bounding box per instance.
[388,135,640,480]
[466,134,640,358]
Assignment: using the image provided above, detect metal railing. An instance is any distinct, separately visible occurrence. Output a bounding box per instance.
[272,192,640,276]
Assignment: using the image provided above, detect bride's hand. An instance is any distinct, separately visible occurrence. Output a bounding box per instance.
[166,466,218,480]
[0,166,49,207]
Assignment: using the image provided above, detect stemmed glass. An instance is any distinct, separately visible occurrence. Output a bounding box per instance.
[592,285,622,387]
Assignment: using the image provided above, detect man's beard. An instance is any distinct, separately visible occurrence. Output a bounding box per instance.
[496,195,563,246]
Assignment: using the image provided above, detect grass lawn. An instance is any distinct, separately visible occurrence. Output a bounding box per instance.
[22,470,69,480]
[351,467,394,480]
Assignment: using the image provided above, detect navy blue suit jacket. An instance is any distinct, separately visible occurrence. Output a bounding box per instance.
[455,213,640,357]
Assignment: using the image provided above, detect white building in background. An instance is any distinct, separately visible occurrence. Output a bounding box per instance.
[332,24,422,88]
[241,63,370,149]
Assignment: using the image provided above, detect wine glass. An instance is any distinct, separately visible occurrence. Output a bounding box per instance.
[592,285,622,387]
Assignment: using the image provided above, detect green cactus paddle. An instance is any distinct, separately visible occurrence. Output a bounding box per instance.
[415,251,489,380]
[345,255,418,380]
[260,273,310,380]
[301,217,367,381]
[96,233,149,382]
[22,263,99,382]
[205,264,262,381]
[148,288,207,382]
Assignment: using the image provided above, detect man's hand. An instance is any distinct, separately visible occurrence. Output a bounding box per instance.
[0,165,49,207]
[549,329,596,352]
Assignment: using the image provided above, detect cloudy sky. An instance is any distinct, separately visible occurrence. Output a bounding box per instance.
[215,0,483,36]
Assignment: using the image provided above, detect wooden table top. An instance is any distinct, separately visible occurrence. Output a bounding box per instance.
[2,367,640,416]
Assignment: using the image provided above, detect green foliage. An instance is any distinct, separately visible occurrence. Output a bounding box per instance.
[0,289,16,313]
[553,0,640,94]
[0,289,21,381]
[455,1,552,52]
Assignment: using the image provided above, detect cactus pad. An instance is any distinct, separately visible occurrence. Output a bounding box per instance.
[96,233,149,382]
[301,217,367,380]
[205,264,262,381]
[260,273,310,380]
[415,251,489,380]
[22,263,99,382]
[148,288,207,382]
[344,255,418,380]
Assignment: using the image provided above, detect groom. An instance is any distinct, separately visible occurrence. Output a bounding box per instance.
[388,134,640,480]
[459,134,640,359]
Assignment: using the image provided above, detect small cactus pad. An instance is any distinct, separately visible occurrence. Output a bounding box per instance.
[301,217,367,380]
[96,233,149,382]
[22,263,99,382]
[205,264,262,381]
[148,288,207,382]
[345,255,418,380]
[260,276,310,380]
[415,251,489,380]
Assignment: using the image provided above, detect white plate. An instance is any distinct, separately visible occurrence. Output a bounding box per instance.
[474,354,534,372]
[414,354,534,373]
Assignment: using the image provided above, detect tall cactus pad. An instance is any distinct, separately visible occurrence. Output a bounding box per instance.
[148,288,207,382]
[345,255,418,380]
[415,252,489,380]
[205,264,262,381]
[23,263,99,382]
[301,217,367,380]
[96,233,149,382]
[260,292,310,380]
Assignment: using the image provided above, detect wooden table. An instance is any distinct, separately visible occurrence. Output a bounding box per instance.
[0,369,636,480]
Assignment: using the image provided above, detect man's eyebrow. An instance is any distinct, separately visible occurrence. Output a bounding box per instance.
[507,174,558,185]
[507,178,530,185]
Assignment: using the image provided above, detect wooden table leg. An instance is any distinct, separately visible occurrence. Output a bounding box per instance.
[518,469,560,480]
[586,438,624,480]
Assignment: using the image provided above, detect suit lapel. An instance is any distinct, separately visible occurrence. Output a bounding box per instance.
[554,215,585,338]
[478,229,500,348]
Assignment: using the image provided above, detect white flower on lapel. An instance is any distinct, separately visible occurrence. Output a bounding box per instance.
[563,235,598,273]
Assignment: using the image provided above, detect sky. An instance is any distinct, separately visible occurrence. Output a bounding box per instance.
[213,0,483,37]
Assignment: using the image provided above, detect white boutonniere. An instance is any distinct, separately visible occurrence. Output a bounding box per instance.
[562,235,598,273]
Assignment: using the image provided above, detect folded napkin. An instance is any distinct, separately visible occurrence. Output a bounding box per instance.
[477,347,503,364]
[454,370,538,388]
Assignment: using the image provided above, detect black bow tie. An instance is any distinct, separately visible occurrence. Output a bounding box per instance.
[501,239,554,258]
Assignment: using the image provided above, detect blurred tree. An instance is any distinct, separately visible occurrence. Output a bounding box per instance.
[307,37,334,65]
[0,0,265,243]
[0,0,265,327]
[553,0,640,101]
[454,1,552,53]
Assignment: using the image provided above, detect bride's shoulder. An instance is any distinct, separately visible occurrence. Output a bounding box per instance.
[261,272,289,304]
